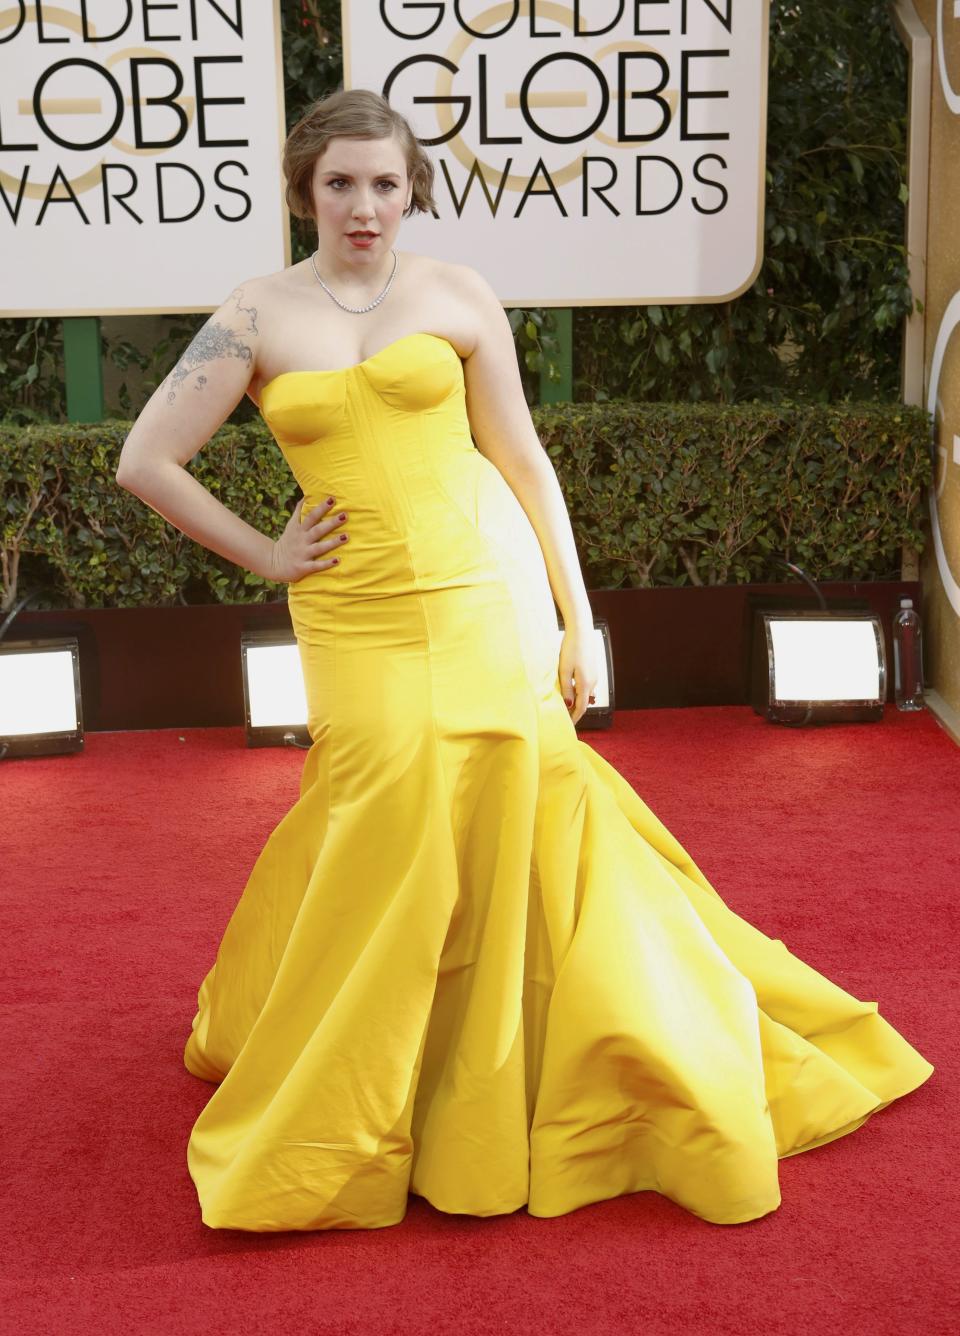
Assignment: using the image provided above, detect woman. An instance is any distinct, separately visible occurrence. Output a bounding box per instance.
[116,89,934,1233]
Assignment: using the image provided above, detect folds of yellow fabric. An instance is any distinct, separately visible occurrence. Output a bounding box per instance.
[182,335,933,1231]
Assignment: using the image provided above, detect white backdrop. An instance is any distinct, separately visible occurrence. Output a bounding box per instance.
[344,0,769,305]
[0,0,288,315]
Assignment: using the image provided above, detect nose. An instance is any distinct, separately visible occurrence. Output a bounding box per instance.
[352,190,376,222]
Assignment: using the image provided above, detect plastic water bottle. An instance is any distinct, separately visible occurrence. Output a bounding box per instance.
[893,598,924,711]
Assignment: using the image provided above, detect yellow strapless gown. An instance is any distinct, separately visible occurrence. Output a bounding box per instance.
[183,333,933,1231]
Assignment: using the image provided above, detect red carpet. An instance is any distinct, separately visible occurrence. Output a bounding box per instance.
[2,705,957,1335]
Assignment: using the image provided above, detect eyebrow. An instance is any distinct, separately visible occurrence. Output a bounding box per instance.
[320,169,403,179]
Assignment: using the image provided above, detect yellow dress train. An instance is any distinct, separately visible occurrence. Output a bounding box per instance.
[183,334,934,1230]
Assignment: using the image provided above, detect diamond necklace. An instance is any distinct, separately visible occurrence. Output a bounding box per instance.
[310,247,399,314]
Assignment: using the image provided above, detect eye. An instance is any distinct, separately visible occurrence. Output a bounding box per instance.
[376,180,398,191]
[328,178,348,189]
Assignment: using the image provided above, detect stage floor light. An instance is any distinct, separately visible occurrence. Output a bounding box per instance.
[240,630,310,749]
[0,636,84,758]
[750,610,887,724]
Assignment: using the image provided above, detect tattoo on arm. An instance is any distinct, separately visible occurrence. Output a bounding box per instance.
[163,287,259,404]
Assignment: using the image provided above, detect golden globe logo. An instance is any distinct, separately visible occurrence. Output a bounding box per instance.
[346,1,768,303]
[0,2,286,315]
[0,3,250,225]
[380,0,730,213]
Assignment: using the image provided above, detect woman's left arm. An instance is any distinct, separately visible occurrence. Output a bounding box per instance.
[457,266,599,722]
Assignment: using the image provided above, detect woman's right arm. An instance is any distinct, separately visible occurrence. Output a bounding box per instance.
[115,282,280,580]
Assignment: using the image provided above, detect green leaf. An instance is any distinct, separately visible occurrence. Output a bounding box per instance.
[704,346,725,374]
[654,334,672,364]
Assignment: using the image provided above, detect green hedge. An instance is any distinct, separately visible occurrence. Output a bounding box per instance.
[539,401,932,588]
[1,401,930,610]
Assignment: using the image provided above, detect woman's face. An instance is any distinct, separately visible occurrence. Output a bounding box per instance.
[309,134,413,264]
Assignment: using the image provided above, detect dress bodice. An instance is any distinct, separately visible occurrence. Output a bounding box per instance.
[259,333,467,445]
[257,332,481,553]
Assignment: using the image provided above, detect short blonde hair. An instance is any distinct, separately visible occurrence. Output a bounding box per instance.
[283,88,436,222]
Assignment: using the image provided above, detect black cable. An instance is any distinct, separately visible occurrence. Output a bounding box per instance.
[775,558,828,610]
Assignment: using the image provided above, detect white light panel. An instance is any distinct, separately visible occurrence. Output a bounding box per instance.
[245,643,308,728]
[0,647,78,736]
[768,619,881,702]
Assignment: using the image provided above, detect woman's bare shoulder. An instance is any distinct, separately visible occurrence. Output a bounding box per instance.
[398,252,501,357]
[213,263,312,360]
[227,260,309,305]
[400,251,493,296]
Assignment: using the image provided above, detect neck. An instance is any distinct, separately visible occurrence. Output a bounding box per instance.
[311,244,396,294]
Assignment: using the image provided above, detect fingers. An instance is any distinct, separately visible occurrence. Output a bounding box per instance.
[308,499,348,536]
[297,500,348,550]
[293,498,348,574]
[562,674,580,721]
[561,671,598,725]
